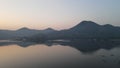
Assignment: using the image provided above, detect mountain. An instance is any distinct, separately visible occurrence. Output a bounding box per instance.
[0,21,120,41]
[68,21,101,37]
[44,21,120,40]
[15,27,40,37]
[41,28,57,34]
[0,27,58,40]
[69,21,120,39]
[17,27,31,31]
[70,21,100,30]
[0,30,14,39]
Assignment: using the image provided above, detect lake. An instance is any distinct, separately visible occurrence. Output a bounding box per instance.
[0,40,120,68]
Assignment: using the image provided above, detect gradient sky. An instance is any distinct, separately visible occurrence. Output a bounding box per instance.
[0,0,120,30]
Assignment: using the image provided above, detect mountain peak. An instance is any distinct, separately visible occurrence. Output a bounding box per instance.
[71,21,100,30]
[43,28,56,32]
[17,27,31,31]
[41,28,56,33]
[45,28,54,31]
[103,24,114,27]
[80,21,99,26]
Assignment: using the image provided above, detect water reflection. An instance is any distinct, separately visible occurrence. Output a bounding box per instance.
[0,39,120,53]
[0,40,120,68]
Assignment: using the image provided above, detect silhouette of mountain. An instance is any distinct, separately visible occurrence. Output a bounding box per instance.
[69,21,100,33]
[0,20,120,40]
[63,21,101,39]
[0,27,55,40]
[41,28,57,34]
[0,30,14,39]
[70,21,100,30]
[40,21,120,40]
[44,28,55,31]
[15,27,40,37]
[17,27,30,31]
[1,21,120,52]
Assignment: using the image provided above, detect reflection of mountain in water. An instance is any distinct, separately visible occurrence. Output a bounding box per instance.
[0,39,120,53]
[0,41,36,47]
[55,39,120,53]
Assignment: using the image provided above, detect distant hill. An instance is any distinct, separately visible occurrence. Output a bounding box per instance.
[15,27,40,37]
[0,30,14,39]
[0,27,56,40]
[67,21,120,38]
[44,21,120,40]
[0,21,120,41]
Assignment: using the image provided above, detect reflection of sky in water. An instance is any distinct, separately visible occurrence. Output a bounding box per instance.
[0,44,120,68]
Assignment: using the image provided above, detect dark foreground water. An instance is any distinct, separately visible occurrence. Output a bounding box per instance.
[0,40,120,68]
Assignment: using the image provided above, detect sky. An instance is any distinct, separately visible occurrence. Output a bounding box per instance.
[0,0,120,30]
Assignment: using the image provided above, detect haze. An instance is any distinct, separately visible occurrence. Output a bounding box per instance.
[0,0,120,30]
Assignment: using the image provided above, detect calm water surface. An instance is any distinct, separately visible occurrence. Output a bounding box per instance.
[0,41,120,68]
